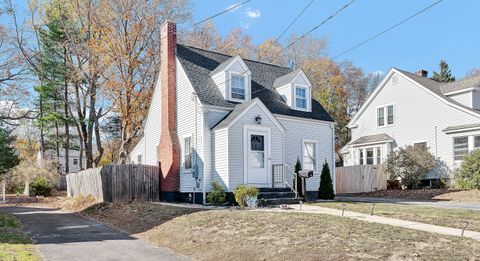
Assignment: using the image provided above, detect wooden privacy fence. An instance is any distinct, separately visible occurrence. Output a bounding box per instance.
[66,164,160,202]
[335,165,387,194]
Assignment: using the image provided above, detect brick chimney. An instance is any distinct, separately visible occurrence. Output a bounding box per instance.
[415,69,428,77]
[158,21,181,196]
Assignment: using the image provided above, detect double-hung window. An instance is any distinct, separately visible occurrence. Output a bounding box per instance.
[184,137,192,170]
[137,154,142,164]
[376,147,381,164]
[295,86,307,110]
[366,148,374,165]
[359,149,364,165]
[303,141,316,171]
[230,74,245,100]
[453,137,469,161]
[377,105,394,127]
[414,142,427,150]
[474,136,480,150]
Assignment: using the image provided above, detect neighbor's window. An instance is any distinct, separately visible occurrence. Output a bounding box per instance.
[376,147,381,164]
[73,159,78,165]
[295,86,307,110]
[359,149,364,165]
[231,74,245,100]
[414,142,427,150]
[377,105,394,126]
[137,154,142,164]
[184,137,192,170]
[377,108,385,126]
[387,105,394,125]
[453,136,469,161]
[303,141,316,171]
[474,136,480,149]
[366,148,374,165]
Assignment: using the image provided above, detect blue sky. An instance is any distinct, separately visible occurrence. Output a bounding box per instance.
[187,0,480,78]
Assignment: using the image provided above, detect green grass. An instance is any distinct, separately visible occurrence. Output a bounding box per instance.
[0,214,41,261]
[312,202,480,232]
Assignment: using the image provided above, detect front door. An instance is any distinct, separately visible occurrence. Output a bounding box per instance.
[246,130,269,186]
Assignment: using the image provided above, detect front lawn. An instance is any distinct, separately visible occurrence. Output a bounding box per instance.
[0,214,40,261]
[351,189,480,202]
[80,202,480,260]
[312,202,480,232]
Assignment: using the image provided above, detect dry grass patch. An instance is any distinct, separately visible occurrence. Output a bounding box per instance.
[313,202,480,232]
[0,214,40,261]
[79,202,480,260]
[353,189,480,202]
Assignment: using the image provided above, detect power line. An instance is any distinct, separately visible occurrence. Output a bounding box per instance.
[332,0,443,60]
[280,0,355,53]
[160,0,253,41]
[188,0,253,29]
[217,0,352,93]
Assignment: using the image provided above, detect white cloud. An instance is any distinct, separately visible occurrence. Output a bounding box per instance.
[245,8,261,18]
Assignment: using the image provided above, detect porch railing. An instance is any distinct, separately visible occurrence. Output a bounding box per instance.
[272,164,298,198]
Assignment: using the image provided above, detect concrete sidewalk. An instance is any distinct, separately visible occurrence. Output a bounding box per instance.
[257,204,480,241]
[336,196,480,211]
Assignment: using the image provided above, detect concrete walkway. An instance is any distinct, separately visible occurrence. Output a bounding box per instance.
[0,206,190,261]
[257,204,480,241]
[336,196,480,211]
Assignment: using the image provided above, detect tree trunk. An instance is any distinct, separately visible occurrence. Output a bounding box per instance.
[64,48,70,174]
[39,95,45,157]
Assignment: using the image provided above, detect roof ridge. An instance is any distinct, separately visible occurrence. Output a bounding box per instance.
[177,44,292,70]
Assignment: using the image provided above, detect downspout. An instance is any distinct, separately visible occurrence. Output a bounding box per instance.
[330,123,336,194]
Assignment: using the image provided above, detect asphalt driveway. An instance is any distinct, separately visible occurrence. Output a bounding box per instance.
[0,206,190,261]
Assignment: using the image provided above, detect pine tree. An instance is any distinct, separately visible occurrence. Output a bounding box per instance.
[0,126,20,179]
[318,160,335,200]
[294,157,303,197]
[432,60,455,82]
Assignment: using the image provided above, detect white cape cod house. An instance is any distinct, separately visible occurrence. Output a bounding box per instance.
[129,22,335,203]
[341,68,480,183]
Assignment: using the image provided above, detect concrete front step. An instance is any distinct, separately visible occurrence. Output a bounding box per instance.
[258,197,302,206]
[258,187,292,193]
[258,192,297,199]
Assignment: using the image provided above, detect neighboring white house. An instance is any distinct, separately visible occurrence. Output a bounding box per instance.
[129,21,335,202]
[341,68,480,181]
[44,149,84,174]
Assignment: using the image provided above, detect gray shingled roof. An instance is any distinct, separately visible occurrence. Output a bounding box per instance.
[443,123,480,132]
[209,56,236,76]
[176,45,334,122]
[396,68,480,114]
[439,75,480,94]
[273,69,301,88]
[211,98,258,130]
[349,133,394,146]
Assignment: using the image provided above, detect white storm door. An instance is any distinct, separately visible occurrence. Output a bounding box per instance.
[247,130,269,185]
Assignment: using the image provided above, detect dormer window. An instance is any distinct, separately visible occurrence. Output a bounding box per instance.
[294,85,308,110]
[230,74,246,100]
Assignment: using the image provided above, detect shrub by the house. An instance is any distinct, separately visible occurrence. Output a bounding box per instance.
[233,185,259,208]
[455,149,480,189]
[318,161,335,199]
[30,177,52,196]
[294,158,303,197]
[385,145,435,189]
[207,181,227,205]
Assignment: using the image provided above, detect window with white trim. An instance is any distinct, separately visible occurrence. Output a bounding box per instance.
[303,141,316,171]
[184,137,192,170]
[366,148,374,165]
[73,158,78,165]
[376,147,381,164]
[295,86,307,110]
[377,105,394,127]
[475,136,480,149]
[414,142,427,150]
[230,74,245,100]
[359,149,364,165]
[137,154,142,164]
[453,137,469,161]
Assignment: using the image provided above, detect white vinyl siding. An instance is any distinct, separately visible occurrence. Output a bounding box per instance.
[279,116,334,191]
[176,58,204,192]
[448,91,473,108]
[346,70,480,176]
[212,128,229,189]
[228,104,283,190]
